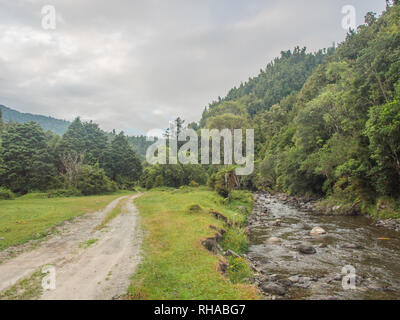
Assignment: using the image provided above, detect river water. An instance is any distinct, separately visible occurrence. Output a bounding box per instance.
[247,193,400,300]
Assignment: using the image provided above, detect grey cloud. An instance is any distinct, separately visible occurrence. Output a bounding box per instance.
[0,0,387,134]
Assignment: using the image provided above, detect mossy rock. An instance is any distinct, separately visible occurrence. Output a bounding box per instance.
[186,204,203,214]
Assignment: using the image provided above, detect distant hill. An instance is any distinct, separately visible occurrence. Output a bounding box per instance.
[0,104,71,135]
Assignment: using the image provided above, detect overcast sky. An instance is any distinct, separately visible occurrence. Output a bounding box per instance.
[0,0,387,135]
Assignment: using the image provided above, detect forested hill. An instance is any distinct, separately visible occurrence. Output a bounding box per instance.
[199,3,400,215]
[200,46,333,126]
[0,104,71,135]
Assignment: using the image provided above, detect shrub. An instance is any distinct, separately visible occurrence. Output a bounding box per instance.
[230,190,253,204]
[226,257,253,284]
[207,173,217,189]
[47,189,82,198]
[0,187,15,200]
[189,181,200,188]
[214,170,229,198]
[76,165,117,196]
[220,227,248,254]
[140,163,207,189]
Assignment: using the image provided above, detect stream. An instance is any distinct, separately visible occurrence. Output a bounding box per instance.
[247,193,400,300]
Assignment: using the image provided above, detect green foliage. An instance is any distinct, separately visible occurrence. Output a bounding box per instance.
[140,163,207,189]
[221,227,249,254]
[229,190,253,208]
[103,132,142,186]
[76,165,117,196]
[213,169,230,198]
[0,187,15,200]
[127,135,156,158]
[201,46,330,125]
[57,118,109,165]
[189,180,200,187]
[196,4,400,214]
[226,257,253,284]
[0,122,58,193]
[46,188,82,198]
[365,99,400,196]
[0,110,5,133]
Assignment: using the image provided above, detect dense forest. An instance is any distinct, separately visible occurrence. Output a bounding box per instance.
[0,114,142,197]
[1,3,399,218]
[143,3,400,216]
[197,3,400,216]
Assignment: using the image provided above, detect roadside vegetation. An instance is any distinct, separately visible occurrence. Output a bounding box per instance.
[128,187,260,300]
[0,190,131,250]
[0,269,45,300]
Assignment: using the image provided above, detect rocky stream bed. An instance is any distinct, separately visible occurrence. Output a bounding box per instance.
[246,193,400,300]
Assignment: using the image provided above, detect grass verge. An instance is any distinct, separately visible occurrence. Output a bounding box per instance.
[0,269,45,300]
[128,187,260,300]
[0,190,132,251]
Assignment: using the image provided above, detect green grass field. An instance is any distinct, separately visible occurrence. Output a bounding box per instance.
[128,187,260,300]
[0,191,132,251]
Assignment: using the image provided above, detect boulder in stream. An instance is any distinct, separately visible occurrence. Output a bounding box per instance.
[267,237,283,244]
[260,282,287,296]
[310,226,327,235]
[297,243,317,254]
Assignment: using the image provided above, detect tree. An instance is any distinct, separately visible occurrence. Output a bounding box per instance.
[57,118,108,166]
[57,117,87,157]
[76,164,116,195]
[60,153,83,188]
[104,132,142,186]
[0,110,5,133]
[366,99,400,195]
[0,122,57,193]
[82,121,108,165]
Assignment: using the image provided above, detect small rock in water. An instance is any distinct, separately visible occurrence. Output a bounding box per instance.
[340,243,363,250]
[297,243,316,254]
[325,274,342,283]
[318,243,328,248]
[267,237,282,244]
[288,275,300,283]
[310,226,327,235]
[271,219,282,227]
[260,282,287,296]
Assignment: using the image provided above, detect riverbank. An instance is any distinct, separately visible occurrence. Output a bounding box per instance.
[128,187,260,300]
[258,192,400,233]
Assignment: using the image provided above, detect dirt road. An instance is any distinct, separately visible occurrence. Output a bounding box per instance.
[0,194,142,300]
